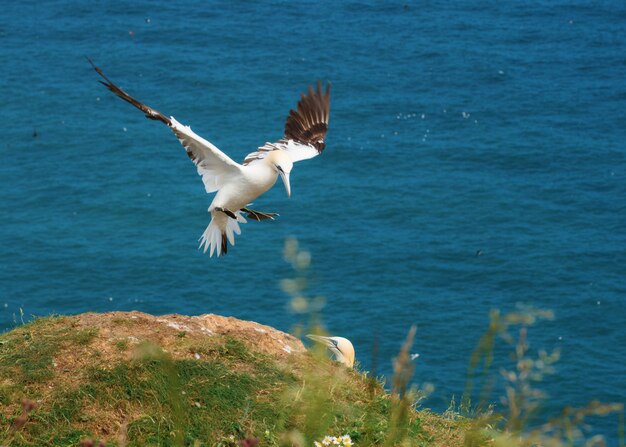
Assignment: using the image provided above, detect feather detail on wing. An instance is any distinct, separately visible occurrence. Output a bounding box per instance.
[243,81,330,166]
[169,118,241,193]
[89,58,241,193]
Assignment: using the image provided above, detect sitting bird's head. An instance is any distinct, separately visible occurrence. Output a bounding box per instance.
[306,334,355,368]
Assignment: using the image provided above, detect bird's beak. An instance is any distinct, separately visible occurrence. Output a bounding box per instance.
[306,334,333,348]
[279,171,291,198]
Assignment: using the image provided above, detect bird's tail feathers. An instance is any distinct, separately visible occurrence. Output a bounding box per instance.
[198,211,247,257]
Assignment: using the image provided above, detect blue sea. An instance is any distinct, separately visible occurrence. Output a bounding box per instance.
[1,0,625,442]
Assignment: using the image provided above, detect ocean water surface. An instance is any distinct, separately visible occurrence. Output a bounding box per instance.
[1,0,625,442]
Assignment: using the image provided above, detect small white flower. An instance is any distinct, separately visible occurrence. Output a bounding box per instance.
[317,434,352,447]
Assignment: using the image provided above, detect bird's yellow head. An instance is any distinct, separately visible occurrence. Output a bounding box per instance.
[306,334,355,368]
[266,150,293,197]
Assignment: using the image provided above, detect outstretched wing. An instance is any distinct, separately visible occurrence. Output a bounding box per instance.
[89,58,241,193]
[243,81,330,165]
[169,119,242,193]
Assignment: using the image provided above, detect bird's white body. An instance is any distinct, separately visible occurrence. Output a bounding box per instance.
[210,161,278,212]
[91,60,329,256]
[199,158,284,256]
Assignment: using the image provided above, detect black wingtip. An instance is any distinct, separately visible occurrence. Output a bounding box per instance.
[88,59,172,127]
[313,80,331,97]
[88,57,116,87]
[86,57,103,76]
[283,80,331,150]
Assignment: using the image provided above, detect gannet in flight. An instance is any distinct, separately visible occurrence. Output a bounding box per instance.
[306,334,355,368]
[89,59,330,257]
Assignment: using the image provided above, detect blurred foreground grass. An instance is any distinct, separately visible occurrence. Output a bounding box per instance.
[0,239,622,446]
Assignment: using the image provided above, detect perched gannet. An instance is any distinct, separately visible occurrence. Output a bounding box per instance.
[306,334,355,368]
[89,59,330,257]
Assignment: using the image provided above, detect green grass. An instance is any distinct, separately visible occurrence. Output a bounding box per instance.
[0,317,68,384]
[114,339,129,352]
[0,315,439,447]
[72,328,99,346]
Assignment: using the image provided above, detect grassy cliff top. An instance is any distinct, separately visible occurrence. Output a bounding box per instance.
[0,312,466,447]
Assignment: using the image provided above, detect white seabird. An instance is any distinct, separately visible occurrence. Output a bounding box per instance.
[306,334,355,368]
[89,59,330,257]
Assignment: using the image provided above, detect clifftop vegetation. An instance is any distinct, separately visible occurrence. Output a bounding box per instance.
[0,311,464,446]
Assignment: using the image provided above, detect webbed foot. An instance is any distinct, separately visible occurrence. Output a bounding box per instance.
[241,207,279,221]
